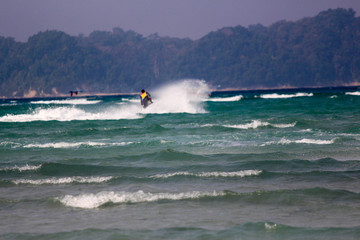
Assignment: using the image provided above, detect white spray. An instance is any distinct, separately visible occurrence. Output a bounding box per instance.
[144,79,210,114]
[0,79,210,122]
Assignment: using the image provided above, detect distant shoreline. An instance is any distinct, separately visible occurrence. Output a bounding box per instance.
[1,85,359,100]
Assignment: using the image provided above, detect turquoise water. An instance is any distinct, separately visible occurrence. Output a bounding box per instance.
[1,80,360,239]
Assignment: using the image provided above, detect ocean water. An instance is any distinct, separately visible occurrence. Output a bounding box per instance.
[1,80,360,240]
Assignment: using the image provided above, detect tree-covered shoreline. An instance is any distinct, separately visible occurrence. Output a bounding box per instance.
[1,8,359,98]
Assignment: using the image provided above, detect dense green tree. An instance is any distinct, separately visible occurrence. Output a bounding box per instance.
[0,8,359,98]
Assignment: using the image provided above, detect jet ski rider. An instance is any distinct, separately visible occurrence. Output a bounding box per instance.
[140,89,153,108]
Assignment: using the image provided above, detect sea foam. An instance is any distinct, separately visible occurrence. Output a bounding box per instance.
[0,164,42,172]
[0,141,21,148]
[345,91,360,96]
[0,105,142,122]
[206,95,243,102]
[24,141,131,148]
[150,170,262,179]
[30,99,101,105]
[58,190,224,209]
[259,93,313,99]
[224,120,296,129]
[263,138,336,146]
[13,176,113,185]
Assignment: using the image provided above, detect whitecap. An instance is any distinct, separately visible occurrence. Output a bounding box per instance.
[345,91,360,96]
[197,170,262,177]
[58,190,224,209]
[13,176,113,185]
[206,95,243,102]
[24,141,131,148]
[200,124,216,127]
[0,141,21,148]
[121,98,139,103]
[0,106,143,122]
[224,120,270,129]
[224,120,296,129]
[294,138,335,144]
[30,99,101,105]
[272,122,297,128]
[265,222,277,230]
[1,164,42,172]
[151,171,192,178]
[151,170,262,179]
[0,103,19,106]
[263,138,336,146]
[259,93,313,99]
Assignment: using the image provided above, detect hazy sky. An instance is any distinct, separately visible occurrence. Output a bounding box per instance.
[1,0,360,42]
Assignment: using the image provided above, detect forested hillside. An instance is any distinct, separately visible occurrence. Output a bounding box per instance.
[1,8,359,98]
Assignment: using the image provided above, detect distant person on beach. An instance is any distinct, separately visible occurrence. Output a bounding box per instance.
[140,89,153,108]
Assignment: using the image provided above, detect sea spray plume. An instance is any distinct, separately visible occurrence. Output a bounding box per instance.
[0,79,209,122]
[145,79,210,114]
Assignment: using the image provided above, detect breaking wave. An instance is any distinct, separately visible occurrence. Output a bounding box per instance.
[0,164,42,172]
[345,91,360,96]
[13,176,113,185]
[206,95,243,102]
[58,190,224,209]
[259,93,313,99]
[24,141,132,148]
[263,138,336,146]
[30,99,101,105]
[0,105,143,122]
[150,170,262,179]
[223,120,296,129]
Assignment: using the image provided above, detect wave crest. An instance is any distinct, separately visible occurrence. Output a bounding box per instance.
[224,120,296,129]
[207,95,243,102]
[151,170,262,179]
[345,91,360,96]
[24,141,131,149]
[58,190,224,209]
[30,99,101,105]
[0,164,42,172]
[263,138,336,146]
[13,176,113,185]
[259,93,313,99]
